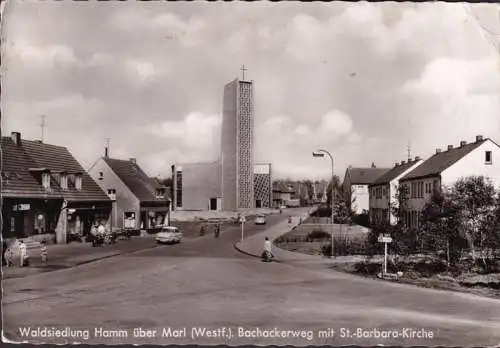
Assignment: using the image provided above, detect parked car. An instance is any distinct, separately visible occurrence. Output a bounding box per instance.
[254,214,266,225]
[156,226,183,244]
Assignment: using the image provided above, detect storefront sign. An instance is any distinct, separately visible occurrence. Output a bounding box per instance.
[13,204,30,211]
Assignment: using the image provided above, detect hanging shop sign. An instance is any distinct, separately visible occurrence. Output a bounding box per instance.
[13,204,31,211]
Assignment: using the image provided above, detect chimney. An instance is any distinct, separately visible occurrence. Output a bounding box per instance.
[104,147,109,158]
[460,140,467,147]
[400,161,406,165]
[476,135,484,143]
[395,162,399,167]
[371,162,376,168]
[436,148,442,154]
[130,158,136,165]
[447,145,453,151]
[414,156,421,161]
[11,132,21,145]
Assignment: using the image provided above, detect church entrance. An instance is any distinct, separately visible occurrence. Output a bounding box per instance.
[209,198,217,211]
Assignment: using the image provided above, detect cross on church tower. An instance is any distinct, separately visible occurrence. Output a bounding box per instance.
[240,65,248,81]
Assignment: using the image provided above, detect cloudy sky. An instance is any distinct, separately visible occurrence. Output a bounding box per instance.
[2,1,500,180]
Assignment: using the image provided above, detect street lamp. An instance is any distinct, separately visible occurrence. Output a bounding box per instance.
[312,149,335,258]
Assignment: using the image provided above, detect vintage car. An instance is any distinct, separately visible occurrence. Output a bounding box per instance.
[156,226,183,244]
[254,214,266,225]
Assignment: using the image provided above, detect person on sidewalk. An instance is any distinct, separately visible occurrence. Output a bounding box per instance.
[40,240,48,263]
[19,240,28,267]
[262,237,274,261]
[97,222,106,246]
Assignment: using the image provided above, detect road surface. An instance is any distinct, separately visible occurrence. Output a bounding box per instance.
[3,209,500,346]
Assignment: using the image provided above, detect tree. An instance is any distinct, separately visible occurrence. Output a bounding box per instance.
[449,176,497,265]
[420,189,466,267]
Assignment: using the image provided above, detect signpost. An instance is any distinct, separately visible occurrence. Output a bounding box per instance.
[240,215,246,242]
[378,234,393,274]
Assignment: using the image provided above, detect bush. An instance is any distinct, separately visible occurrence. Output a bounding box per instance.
[307,229,330,241]
[352,213,370,228]
[321,236,367,256]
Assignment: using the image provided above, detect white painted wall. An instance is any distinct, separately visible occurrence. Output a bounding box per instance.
[88,158,140,229]
[351,184,369,214]
[442,140,500,190]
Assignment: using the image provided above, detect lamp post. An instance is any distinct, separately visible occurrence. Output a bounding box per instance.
[312,149,335,258]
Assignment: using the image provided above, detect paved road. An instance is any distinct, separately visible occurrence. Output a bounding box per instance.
[3,209,500,347]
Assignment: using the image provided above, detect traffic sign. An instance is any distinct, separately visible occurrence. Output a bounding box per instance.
[240,216,246,223]
[378,235,392,243]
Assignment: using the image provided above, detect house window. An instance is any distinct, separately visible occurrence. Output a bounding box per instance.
[107,189,116,200]
[75,174,82,190]
[60,174,68,190]
[156,189,166,199]
[99,171,104,180]
[42,173,51,189]
[485,151,492,164]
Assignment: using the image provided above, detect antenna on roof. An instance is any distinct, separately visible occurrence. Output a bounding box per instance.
[407,140,412,161]
[40,115,46,143]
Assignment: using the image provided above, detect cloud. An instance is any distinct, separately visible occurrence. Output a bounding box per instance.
[6,41,78,68]
[144,112,222,153]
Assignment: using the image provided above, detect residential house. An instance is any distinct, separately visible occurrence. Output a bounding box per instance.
[343,163,390,215]
[1,132,112,244]
[369,157,424,225]
[88,154,171,231]
[399,135,500,228]
[272,182,295,208]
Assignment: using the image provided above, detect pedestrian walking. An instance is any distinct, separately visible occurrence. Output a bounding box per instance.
[19,240,28,267]
[215,224,220,238]
[40,240,48,263]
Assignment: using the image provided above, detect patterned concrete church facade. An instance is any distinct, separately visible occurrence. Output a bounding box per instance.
[172,78,272,211]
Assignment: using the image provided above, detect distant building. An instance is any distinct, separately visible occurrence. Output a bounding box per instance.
[343,164,390,215]
[369,157,424,225]
[89,155,170,230]
[272,182,295,208]
[2,132,111,244]
[399,135,500,228]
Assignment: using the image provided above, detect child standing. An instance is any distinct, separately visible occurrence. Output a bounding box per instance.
[40,240,48,263]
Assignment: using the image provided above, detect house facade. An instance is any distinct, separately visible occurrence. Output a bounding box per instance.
[343,164,390,215]
[369,157,423,225]
[399,135,500,228]
[2,132,112,245]
[89,155,170,230]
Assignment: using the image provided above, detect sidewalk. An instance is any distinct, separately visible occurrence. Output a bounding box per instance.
[234,208,322,263]
[2,236,158,280]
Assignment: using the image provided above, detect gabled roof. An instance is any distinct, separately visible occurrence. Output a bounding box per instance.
[346,167,390,185]
[20,139,110,201]
[104,158,164,202]
[372,160,422,185]
[1,137,63,199]
[400,139,489,181]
